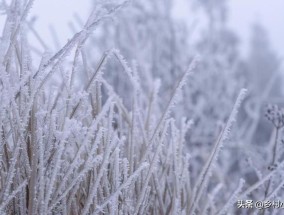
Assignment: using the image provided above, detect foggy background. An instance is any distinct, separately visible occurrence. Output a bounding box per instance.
[18,0,284,58]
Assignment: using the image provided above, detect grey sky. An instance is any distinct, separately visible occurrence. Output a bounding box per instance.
[173,0,284,58]
[229,0,284,58]
[1,0,283,59]
[30,0,91,49]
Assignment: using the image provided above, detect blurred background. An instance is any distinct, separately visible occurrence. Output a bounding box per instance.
[14,0,284,59]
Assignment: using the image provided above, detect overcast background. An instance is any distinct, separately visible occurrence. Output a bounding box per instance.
[16,0,283,59]
[174,0,284,58]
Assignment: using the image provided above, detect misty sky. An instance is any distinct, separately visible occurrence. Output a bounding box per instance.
[229,0,284,59]
[1,0,283,59]
[174,0,284,59]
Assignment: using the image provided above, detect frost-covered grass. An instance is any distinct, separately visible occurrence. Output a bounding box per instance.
[0,1,284,215]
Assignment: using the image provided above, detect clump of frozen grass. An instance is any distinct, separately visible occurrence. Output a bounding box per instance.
[1,1,284,215]
[0,1,196,214]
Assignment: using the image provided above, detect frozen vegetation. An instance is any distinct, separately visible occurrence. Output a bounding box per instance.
[0,0,283,214]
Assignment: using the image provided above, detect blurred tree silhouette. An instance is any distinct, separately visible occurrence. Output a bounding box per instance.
[248,23,281,97]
